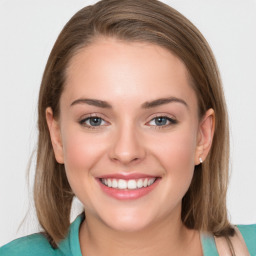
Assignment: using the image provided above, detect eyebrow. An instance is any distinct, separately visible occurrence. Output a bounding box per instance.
[70,98,112,108]
[141,96,188,109]
[70,96,188,109]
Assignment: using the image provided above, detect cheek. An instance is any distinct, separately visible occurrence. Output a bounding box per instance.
[61,127,106,177]
[60,128,108,204]
[154,129,197,166]
[151,127,197,189]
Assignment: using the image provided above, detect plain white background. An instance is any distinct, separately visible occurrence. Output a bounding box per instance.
[0,0,256,246]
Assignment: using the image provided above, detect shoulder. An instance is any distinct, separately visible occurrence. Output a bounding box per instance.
[237,223,256,235]
[0,214,84,256]
[237,224,256,253]
[0,233,56,256]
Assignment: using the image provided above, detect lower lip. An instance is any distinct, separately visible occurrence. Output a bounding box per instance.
[97,178,160,200]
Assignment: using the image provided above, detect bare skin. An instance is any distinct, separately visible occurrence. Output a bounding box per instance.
[46,37,214,256]
[79,209,203,256]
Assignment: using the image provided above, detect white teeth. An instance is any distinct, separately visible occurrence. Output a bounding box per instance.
[137,179,143,188]
[101,177,156,190]
[148,178,154,186]
[127,180,137,189]
[118,179,127,189]
[112,179,118,188]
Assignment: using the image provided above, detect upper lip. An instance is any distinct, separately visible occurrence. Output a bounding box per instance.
[98,173,158,180]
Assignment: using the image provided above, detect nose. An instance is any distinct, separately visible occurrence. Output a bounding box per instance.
[108,123,146,165]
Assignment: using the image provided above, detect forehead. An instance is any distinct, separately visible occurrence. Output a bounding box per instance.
[66,38,190,82]
[63,38,197,111]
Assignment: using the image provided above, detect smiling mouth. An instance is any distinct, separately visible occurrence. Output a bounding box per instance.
[100,177,157,190]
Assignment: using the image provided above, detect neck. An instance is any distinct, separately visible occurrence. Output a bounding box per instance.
[79,210,202,256]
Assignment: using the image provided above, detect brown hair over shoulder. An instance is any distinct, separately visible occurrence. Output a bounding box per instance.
[35,0,233,247]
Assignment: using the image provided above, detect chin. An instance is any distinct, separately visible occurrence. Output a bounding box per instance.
[97,207,157,233]
[106,218,151,233]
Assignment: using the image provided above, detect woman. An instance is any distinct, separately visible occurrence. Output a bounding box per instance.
[1,0,255,255]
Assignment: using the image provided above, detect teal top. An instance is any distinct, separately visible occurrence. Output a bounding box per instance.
[1,214,256,256]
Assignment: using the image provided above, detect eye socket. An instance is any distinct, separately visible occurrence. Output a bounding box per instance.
[148,116,177,127]
[80,116,107,128]
[79,115,176,129]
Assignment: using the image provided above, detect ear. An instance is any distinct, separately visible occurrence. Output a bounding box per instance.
[194,108,215,165]
[46,107,64,164]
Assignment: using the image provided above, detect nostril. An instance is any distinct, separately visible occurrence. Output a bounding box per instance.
[111,156,140,164]
[108,133,147,164]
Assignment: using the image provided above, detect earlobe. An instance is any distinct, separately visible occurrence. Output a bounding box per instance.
[195,108,215,165]
[45,107,64,164]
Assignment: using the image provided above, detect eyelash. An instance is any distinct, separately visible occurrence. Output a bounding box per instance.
[79,114,177,129]
[79,114,108,129]
[147,115,177,129]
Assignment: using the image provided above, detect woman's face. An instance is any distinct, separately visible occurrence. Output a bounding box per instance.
[47,38,213,232]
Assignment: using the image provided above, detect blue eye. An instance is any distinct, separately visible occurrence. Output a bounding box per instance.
[148,116,177,127]
[80,116,106,127]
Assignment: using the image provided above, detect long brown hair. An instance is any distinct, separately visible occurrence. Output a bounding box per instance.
[35,0,233,247]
